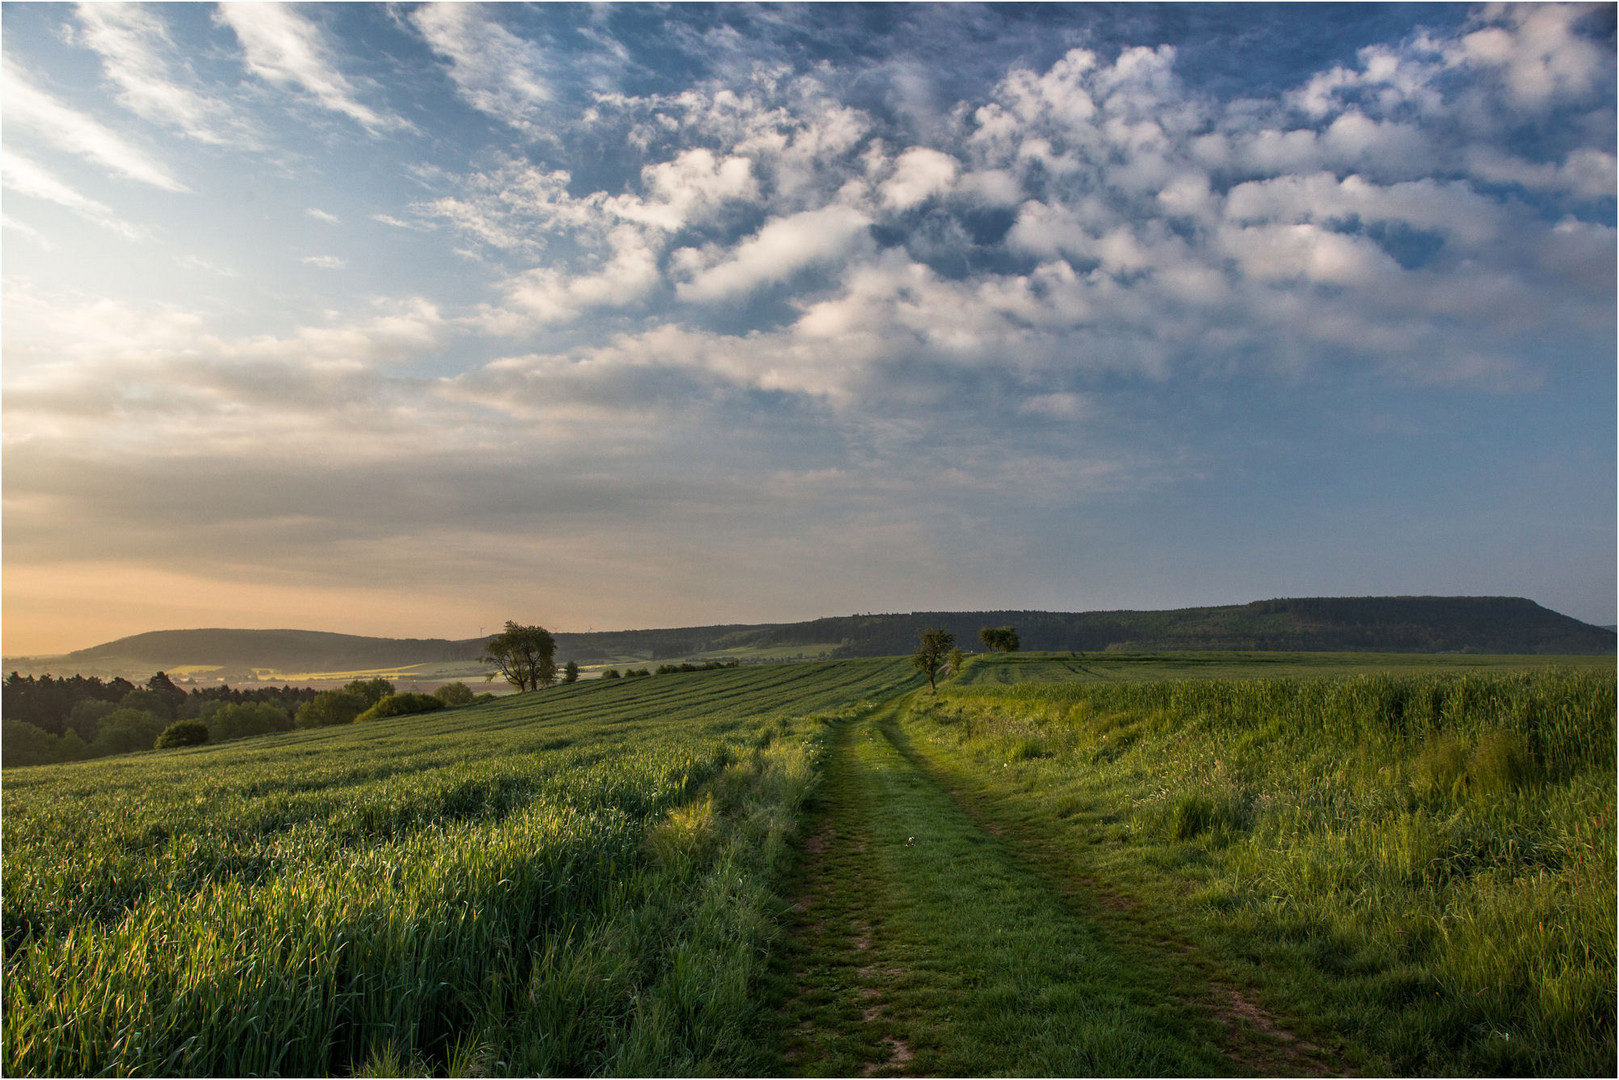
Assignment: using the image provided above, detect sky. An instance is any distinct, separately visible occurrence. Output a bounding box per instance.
[1,2,1614,655]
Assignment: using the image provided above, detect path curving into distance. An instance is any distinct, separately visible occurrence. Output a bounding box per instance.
[764,692,1345,1077]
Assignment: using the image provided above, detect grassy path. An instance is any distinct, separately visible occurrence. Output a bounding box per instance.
[763,693,1341,1076]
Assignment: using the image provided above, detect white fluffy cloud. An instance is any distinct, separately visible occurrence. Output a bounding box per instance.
[677,204,872,301]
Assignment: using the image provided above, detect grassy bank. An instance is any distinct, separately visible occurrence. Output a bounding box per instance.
[3,659,919,1076]
[903,663,1617,1075]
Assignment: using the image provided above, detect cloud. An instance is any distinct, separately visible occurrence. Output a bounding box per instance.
[72,2,251,146]
[371,213,426,230]
[217,3,410,134]
[1019,392,1091,420]
[306,208,341,224]
[879,146,959,210]
[1,62,186,191]
[1448,2,1613,110]
[484,226,661,329]
[0,152,144,238]
[410,3,552,134]
[1,213,53,249]
[300,254,346,269]
[677,204,872,301]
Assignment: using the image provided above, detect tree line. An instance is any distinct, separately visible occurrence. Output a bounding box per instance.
[1,671,494,767]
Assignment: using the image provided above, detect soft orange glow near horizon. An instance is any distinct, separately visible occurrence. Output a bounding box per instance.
[1,561,501,657]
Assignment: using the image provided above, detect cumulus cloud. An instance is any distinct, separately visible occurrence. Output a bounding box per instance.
[1448,2,1613,109]
[677,204,872,301]
[484,226,661,329]
[879,146,959,210]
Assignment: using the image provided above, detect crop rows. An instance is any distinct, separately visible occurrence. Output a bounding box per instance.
[2,659,919,1076]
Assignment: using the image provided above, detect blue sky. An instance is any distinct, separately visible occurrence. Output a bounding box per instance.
[2,2,1614,654]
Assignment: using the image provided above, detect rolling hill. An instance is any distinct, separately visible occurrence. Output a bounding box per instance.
[4,596,1611,683]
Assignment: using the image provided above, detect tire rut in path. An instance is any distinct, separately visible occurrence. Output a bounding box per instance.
[769,696,1250,1076]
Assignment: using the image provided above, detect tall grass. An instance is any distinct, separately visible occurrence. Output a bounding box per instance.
[908,667,1616,1075]
[3,658,919,1076]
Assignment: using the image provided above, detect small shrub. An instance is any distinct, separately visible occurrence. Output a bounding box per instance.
[155,719,209,749]
[599,669,621,680]
[354,692,446,722]
[432,682,476,707]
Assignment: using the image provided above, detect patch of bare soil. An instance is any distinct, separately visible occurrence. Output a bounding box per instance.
[1204,984,1348,1077]
[862,1036,915,1076]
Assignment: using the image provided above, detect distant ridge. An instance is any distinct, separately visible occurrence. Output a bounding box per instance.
[5,597,1611,681]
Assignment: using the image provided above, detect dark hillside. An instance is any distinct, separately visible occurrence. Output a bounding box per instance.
[7,596,1610,680]
[812,597,1615,656]
[34,628,484,677]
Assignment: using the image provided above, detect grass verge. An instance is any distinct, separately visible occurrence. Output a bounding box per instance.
[901,667,1617,1076]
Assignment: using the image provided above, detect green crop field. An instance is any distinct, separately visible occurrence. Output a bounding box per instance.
[3,651,1614,1076]
[1,660,920,1076]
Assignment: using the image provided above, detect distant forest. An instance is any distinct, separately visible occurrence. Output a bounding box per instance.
[2,672,318,767]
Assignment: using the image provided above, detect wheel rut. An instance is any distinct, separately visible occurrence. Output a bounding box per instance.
[764,691,1350,1076]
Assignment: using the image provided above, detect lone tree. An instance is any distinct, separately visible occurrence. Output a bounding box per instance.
[912,626,955,691]
[481,621,557,692]
[978,625,1020,652]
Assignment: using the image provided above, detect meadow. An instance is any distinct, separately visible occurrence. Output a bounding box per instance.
[903,657,1617,1075]
[3,650,1613,1076]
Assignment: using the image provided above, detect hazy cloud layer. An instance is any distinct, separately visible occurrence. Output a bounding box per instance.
[2,3,1613,651]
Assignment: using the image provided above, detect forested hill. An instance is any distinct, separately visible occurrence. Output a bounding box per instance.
[17,628,485,678]
[806,597,1616,657]
[6,597,1611,680]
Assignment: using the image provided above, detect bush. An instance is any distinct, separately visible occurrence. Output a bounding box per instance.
[155,719,209,749]
[432,682,476,707]
[345,679,396,708]
[599,669,621,680]
[562,661,579,684]
[206,702,293,742]
[296,689,366,728]
[354,693,446,722]
[624,668,650,678]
